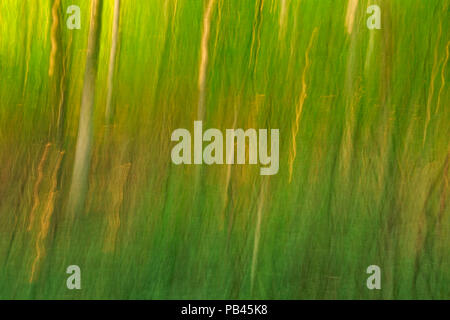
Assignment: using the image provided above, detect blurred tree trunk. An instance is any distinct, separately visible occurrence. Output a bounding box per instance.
[48,0,72,148]
[67,0,104,217]
[105,0,120,125]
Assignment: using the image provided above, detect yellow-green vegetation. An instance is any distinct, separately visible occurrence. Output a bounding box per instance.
[0,0,448,299]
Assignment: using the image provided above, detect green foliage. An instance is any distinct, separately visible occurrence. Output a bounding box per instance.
[0,0,448,299]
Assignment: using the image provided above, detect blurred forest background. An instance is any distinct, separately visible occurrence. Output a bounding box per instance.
[0,0,448,299]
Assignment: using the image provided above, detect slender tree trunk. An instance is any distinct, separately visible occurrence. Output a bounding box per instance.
[105,0,120,124]
[48,0,72,148]
[197,0,215,120]
[67,0,103,217]
[194,0,215,210]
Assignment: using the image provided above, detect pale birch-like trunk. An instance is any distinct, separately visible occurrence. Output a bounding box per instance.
[67,0,103,217]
